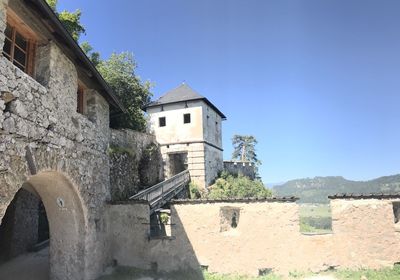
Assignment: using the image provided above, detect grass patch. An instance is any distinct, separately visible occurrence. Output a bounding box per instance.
[204,271,282,280]
[334,265,400,280]
[98,265,400,280]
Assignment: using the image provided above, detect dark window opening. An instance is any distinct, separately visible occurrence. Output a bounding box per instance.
[184,113,191,124]
[231,212,238,228]
[393,202,400,223]
[220,207,240,232]
[2,22,35,75]
[77,86,85,114]
[159,117,166,127]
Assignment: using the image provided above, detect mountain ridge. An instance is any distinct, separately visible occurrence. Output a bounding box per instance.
[273,174,400,203]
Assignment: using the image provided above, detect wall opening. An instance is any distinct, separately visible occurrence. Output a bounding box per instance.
[0,172,87,280]
[159,117,166,127]
[299,204,333,234]
[220,207,240,232]
[0,188,49,264]
[183,113,191,124]
[392,202,400,224]
[149,209,172,239]
[168,152,188,176]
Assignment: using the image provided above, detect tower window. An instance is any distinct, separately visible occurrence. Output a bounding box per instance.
[159,117,166,127]
[184,113,191,124]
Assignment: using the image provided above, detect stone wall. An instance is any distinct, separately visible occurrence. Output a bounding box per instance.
[108,198,400,276]
[223,161,256,179]
[109,129,163,200]
[0,0,113,275]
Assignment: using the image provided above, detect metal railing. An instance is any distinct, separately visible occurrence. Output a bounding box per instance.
[130,170,190,212]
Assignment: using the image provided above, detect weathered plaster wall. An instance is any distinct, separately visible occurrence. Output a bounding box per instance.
[331,199,400,269]
[108,199,400,276]
[160,142,206,187]
[204,144,223,186]
[147,101,204,144]
[148,100,224,189]
[202,103,223,149]
[109,129,163,200]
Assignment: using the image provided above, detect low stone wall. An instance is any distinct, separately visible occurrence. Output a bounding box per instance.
[109,129,164,200]
[108,198,400,276]
[223,161,255,179]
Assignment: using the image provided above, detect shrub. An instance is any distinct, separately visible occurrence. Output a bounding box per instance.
[189,182,202,199]
[207,172,272,200]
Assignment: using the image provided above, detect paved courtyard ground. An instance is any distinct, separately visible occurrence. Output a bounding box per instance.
[0,247,49,280]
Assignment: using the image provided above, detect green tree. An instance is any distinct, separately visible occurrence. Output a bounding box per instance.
[232,135,261,164]
[97,52,152,131]
[80,41,101,66]
[46,0,85,41]
[47,1,153,132]
[207,172,271,199]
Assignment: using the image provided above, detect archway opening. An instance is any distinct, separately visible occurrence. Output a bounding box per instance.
[0,188,50,279]
[0,172,87,280]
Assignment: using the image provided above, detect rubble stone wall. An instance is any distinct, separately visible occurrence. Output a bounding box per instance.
[0,25,111,280]
[109,129,164,200]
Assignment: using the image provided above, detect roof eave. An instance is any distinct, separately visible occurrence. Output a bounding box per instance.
[143,98,226,120]
[25,0,126,113]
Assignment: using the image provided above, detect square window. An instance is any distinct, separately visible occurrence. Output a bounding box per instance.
[159,117,166,127]
[184,113,191,124]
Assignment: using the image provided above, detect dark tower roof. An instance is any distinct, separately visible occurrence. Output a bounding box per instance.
[144,83,226,119]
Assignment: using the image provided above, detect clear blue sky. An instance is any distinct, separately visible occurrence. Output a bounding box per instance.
[59,0,400,184]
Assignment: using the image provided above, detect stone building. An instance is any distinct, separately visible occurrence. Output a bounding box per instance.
[0,0,162,279]
[144,83,226,189]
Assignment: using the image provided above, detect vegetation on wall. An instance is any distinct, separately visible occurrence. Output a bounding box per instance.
[206,172,272,200]
[46,0,85,41]
[189,182,202,199]
[47,0,153,132]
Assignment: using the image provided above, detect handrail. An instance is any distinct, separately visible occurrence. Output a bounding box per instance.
[129,170,190,206]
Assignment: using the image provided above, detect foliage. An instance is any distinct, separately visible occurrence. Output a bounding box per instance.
[97,52,153,131]
[207,171,272,200]
[80,42,101,66]
[107,145,135,158]
[274,174,400,204]
[47,1,153,132]
[159,213,169,225]
[189,182,202,199]
[46,0,85,41]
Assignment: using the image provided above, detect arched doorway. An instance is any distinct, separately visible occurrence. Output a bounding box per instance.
[0,172,87,280]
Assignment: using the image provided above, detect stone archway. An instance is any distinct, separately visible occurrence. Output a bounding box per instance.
[0,171,87,280]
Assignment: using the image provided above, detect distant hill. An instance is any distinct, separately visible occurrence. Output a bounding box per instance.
[273,174,400,203]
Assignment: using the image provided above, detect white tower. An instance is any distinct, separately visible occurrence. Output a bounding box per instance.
[144,84,226,189]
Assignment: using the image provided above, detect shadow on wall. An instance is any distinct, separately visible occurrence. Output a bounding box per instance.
[107,202,205,280]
